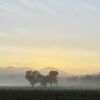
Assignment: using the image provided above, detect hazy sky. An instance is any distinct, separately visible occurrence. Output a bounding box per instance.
[0,0,100,74]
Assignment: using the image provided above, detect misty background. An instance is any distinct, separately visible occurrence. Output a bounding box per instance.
[0,67,100,89]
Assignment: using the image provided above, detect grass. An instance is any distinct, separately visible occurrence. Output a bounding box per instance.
[0,87,100,100]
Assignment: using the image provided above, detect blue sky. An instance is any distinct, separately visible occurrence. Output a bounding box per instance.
[0,0,100,74]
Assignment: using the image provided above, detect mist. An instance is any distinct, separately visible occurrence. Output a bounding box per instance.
[0,67,100,90]
[59,77,100,90]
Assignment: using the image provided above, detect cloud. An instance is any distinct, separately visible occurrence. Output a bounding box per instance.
[20,0,56,14]
[74,3,97,12]
[74,8,81,12]
[83,3,97,12]
[0,1,11,12]
[21,0,34,8]
[0,33,8,38]
[0,0,58,16]
[34,0,54,13]
[48,0,62,6]
[0,0,26,16]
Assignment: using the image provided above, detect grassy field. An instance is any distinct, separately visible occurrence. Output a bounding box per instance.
[0,87,100,100]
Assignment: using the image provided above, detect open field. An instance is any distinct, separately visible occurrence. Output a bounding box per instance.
[0,87,100,100]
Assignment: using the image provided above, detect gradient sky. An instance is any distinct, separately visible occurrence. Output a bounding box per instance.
[0,0,100,74]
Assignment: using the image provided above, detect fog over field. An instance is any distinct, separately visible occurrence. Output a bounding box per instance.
[0,67,100,89]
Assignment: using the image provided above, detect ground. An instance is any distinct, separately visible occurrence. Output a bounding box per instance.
[0,87,100,100]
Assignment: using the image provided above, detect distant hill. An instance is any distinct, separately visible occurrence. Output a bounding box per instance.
[38,67,72,77]
[0,67,32,75]
[0,67,73,77]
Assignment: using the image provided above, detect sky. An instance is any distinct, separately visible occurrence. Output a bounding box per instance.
[0,0,100,74]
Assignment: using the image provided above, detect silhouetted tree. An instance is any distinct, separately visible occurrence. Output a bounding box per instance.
[25,71,33,86]
[25,71,38,87]
[25,70,59,88]
[47,71,59,87]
